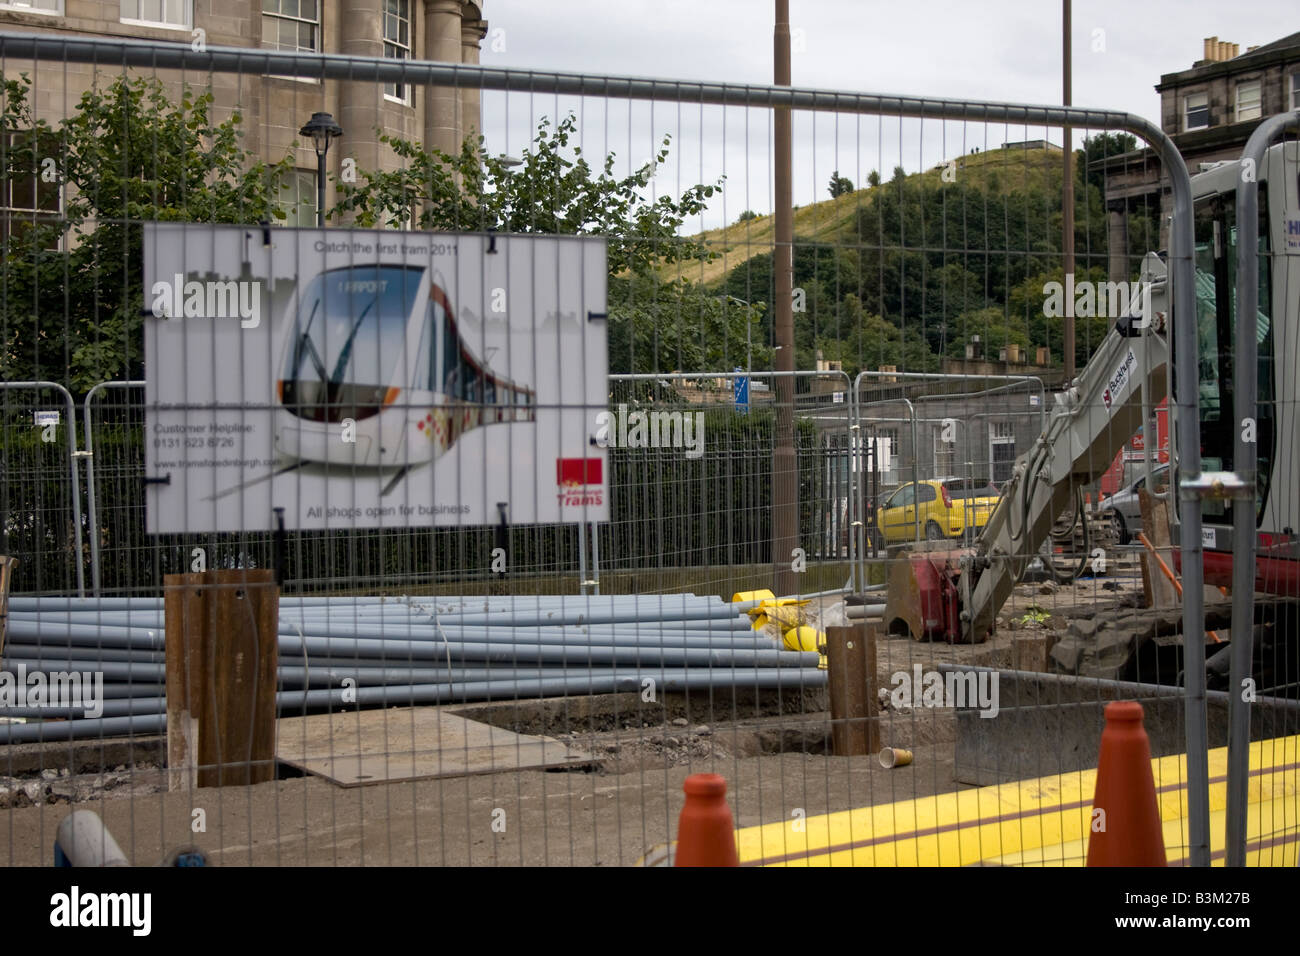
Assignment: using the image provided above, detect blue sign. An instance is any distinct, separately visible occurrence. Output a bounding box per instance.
[733,370,749,412]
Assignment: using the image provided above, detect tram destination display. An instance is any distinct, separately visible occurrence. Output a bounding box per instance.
[143,224,608,532]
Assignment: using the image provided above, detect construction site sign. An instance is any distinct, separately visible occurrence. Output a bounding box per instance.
[143,224,608,533]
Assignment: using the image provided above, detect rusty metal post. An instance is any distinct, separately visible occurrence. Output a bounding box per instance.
[165,570,279,790]
[826,622,878,756]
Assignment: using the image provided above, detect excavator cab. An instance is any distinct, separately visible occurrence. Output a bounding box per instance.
[1183,148,1293,597]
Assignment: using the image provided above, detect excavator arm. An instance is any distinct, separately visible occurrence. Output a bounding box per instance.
[884,254,1172,643]
[959,253,1171,642]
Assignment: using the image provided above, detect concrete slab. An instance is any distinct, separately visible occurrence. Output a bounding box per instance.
[275,707,597,787]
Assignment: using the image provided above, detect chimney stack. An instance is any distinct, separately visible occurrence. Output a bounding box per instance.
[1202,37,1241,63]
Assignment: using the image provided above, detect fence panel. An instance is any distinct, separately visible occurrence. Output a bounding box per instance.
[0,383,82,595]
[0,30,1289,871]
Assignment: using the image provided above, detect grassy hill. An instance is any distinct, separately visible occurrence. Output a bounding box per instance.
[659,145,1066,288]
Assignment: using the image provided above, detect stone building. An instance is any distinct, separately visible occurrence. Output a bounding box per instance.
[0,0,488,224]
[1097,32,1300,281]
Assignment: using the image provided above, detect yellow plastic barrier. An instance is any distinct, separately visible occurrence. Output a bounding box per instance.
[733,734,1300,866]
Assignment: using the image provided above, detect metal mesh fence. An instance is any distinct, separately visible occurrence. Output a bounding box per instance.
[0,30,1293,873]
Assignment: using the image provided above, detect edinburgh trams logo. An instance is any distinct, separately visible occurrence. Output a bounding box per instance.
[556,457,603,507]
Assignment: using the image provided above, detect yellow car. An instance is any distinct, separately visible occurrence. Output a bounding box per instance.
[873,478,1002,545]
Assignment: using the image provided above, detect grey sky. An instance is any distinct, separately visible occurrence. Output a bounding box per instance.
[475,1,1297,229]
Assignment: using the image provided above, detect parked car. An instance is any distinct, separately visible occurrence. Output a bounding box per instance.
[1096,464,1169,544]
[873,478,1002,546]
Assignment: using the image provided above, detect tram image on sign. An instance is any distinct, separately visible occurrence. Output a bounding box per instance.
[273,263,535,490]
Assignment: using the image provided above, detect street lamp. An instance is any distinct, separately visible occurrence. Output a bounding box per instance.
[298,111,343,227]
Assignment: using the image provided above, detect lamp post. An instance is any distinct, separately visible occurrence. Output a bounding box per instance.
[298,111,343,227]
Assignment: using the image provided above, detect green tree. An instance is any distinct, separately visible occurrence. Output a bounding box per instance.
[827,171,854,198]
[0,73,293,391]
[333,113,720,278]
[1080,132,1138,191]
[608,276,769,375]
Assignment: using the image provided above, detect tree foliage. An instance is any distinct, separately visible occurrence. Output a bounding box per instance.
[710,147,1161,375]
[608,275,768,375]
[1080,132,1138,191]
[827,171,853,198]
[0,73,293,390]
[333,114,721,278]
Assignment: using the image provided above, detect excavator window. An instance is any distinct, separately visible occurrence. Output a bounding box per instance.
[1190,186,1273,525]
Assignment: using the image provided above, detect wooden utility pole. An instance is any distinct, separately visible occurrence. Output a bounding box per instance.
[1062,0,1075,381]
[773,0,798,596]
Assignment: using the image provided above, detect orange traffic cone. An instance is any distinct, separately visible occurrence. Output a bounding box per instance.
[674,773,739,867]
[1086,701,1167,866]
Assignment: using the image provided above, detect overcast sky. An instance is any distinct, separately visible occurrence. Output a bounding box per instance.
[475,1,1297,230]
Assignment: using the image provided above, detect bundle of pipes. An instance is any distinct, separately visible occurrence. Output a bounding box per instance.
[0,594,825,744]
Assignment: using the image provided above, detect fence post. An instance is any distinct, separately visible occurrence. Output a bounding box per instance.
[83,380,145,596]
[1225,110,1300,867]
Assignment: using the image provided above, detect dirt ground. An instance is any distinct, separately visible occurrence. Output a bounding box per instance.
[1,732,963,867]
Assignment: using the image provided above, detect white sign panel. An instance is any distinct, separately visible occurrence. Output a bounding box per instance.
[144,224,608,533]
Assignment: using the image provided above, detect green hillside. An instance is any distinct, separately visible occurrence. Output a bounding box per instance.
[649,137,1161,379]
[660,145,1069,288]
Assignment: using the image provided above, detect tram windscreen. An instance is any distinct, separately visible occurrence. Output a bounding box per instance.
[281,265,423,421]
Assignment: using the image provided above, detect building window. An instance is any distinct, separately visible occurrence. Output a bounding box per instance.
[933,424,955,476]
[1236,80,1262,122]
[1184,92,1210,131]
[276,170,316,227]
[262,0,319,54]
[384,0,412,103]
[120,0,191,28]
[1290,73,1300,112]
[0,132,62,255]
[0,0,61,13]
[989,421,1016,485]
